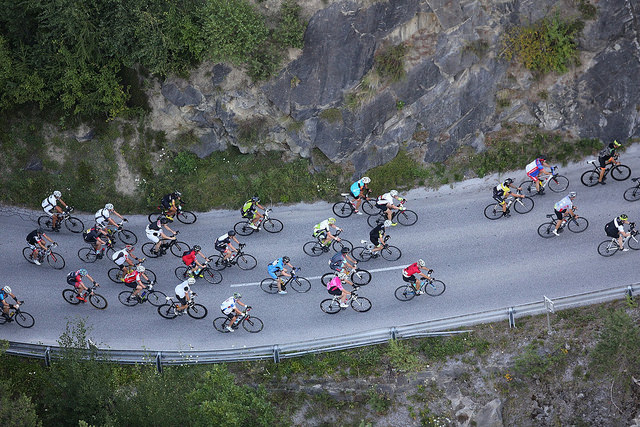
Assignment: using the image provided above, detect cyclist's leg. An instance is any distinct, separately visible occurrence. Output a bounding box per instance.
[554,210,564,231]
[598,157,607,183]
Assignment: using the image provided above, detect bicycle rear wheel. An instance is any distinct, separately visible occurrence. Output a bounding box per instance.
[15,311,35,328]
[303,241,325,257]
[321,273,335,286]
[291,277,311,293]
[351,269,371,286]
[141,242,160,258]
[108,268,124,283]
[351,297,372,312]
[623,186,640,202]
[361,200,378,216]
[37,215,54,231]
[537,222,556,238]
[519,180,537,197]
[62,289,81,305]
[22,247,37,264]
[213,317,231,333]
[425,280,446,296]
[65,217,84,233]
[483,204,503,220]
[320,299,341,314]
[209,256,227,271]
[597,240,618,257]
[397,210,418,226]
[234,221,254,236]
[170,241,190,257]
[513,197,534,214]
[243,316,264,333]
[332,239,353,252]
[202,268,222,284]
[77,247,98,263]
[177,210,197,224]
[117,229,137,245]
[141,268,156,285]
[611,164,631,181]
[567,217,589,233]
[174,266,190,280]
[581,170,600,187]
[47,252,65,270]
[118,291,139,307]
[332,201,353,218]
[548,175,569,192]
[236,254,257,270]
[158,303,177,319]
[381,245,401,261]
[187,304,208,319]
[260,278,279,294]
[367,214,383,228]
[89,293,108,309]
[394,285,416,301]
[263,218,283,233]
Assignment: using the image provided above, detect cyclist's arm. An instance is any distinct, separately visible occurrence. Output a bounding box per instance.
[232,236,240,245]
[227,243,237,252]
[108,217,119,227]
[43,233,54,244]
[58,199,68,208]
[85,274,97,284]
[113,210,124,221]
[256,203,265,210]
[237,301,247,309]
[163,224,176,234]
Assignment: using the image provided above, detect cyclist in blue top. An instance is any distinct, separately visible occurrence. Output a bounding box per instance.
[349,177,371,215]
[268,256,294,294]
[1,286,21,322]
[552,192,578,236]
[329,247,357,274]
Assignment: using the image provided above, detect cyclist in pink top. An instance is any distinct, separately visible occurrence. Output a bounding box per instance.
[327,274,351,307]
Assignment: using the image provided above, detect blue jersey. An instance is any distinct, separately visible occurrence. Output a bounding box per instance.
[268,258,284,272]
[350,179,366,197]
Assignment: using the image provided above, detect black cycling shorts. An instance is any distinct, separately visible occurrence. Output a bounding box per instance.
[554,209,564,220]
[598,156,612,168]
[369,235,379,246]
[328,287,342,296]
[376,203,387,211]
[175,294,187,305]
[402,274,417,284]
[605,223,620,238]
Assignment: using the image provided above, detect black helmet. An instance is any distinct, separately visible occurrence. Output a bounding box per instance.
[283,256,290,263]
[539,154,547,160]
[228,230,236,236]
[37,227,44,234]
[193,245,201,251]
[341,247,350,254]
[174,191,182,198]
[504,178,513,185]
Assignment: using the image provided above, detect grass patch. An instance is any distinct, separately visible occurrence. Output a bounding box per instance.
[589,309,640,379]
[418,333,491,361]
[374,43,407,82]
[386,339,421,372]
[513,341,568,378]
[576,0,597,20]
[319,108,343,123]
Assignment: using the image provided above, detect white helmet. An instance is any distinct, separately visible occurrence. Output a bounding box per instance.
[53,190,62,198]
[187,277,196,285]
[136,265,145,273]
[362,177,371,184]
[2,286,10,293]
[418,259,425,267]
[105,203,114,210]
[569,192,577,198]
[389,190,398,197]
[383,220,392,227]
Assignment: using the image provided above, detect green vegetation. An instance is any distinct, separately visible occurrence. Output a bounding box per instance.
[577,0,597,20]
[319,107,343,123]
[374,43,407,82]
[589,309,640,379]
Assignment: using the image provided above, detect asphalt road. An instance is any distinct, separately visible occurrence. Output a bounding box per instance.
[2,146,640,351]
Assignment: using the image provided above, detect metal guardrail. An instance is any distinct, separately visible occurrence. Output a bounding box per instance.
[5,283,637,369]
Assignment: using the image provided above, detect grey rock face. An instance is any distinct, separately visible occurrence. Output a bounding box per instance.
[161,83,204,107]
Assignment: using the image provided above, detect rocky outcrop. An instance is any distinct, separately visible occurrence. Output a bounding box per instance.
[147,0,640,174]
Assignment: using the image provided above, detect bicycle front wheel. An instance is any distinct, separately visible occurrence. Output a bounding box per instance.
[623,186,640,202]
[62,289,81,305]
[187,304,208,319]
[519,180,536,197]
[332,239,353,252]
[213,317,230,332]
[597,240,618,257]
[118,291,139,307]
[15,311,35,328]
[89,293,108,309]
[581,170,600,187]
[170,241,190,257]
[351,269,371,286]
[397,210,418,226]
[320,299,341,314]
[77,247,98,263]
[291,277,311,293]
[202,268,223,284]
[351,297,372,312]
[537,222,556,238]
[177,210,197,224]
[158,304,177,319]
[395,285,416,301]
[303,241,325,257]
[332,201,353,218]
[260,278,279,294]
[147,290,166,306]
[234,221,254,236]
[236,254,257,270]
[117,229,137,245]
[243,316,264,333]
[567,217,589,233]
[47,252,65,270]
[483,204,503,220]
[65,217,84,233]
[425,280,446,296]
[361,200,379,216]
[263,218,283,233]
[381,245,402,261]
[611,164,631,181]
[513,197,534,214]
[548,175,569,192]
[629,235,640,250]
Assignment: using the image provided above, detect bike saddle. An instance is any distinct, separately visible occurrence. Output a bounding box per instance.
[588,160,597,166]
[341,193,349,196]
[546,214,554,218]
[165,296,172,301]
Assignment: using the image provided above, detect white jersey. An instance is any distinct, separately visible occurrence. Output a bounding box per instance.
[314,220,331,232]
[111,249,131,265]
[554,196,573,211]
[377,193,394,206]
[525,160,537,173]
[41,195,57,211]
[221,296,237,312]
[95,208,110,225]
[175,281,190,298]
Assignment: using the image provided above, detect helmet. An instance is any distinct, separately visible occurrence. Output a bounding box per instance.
[389,190,398,197]
[251,195,260,202]
[569,191,577,198]
[504,178,513,185]
[228,230,236,236]
[539,154,547,160]
[193,245,201,251]
[233,292,242,299]
[125,245,134,251]
[620,214,629,221]
[341,247,350,254]
[159,216,171,224]
[137,265,146,273]
[53,190,62,198]
[613,140,621,148]
[105,203,114,210]
[362,177,371,184]
[78,269,88,276]
[384,220,392,227]
[37,227,44,234]
[174,191,182,198]
[283,256,290,263]
[2,286,10,293]
[418,259,425,267]
[328,217,336,224]
[187,277,196,285]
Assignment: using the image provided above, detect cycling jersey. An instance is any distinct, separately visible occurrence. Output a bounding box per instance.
[241,200,256,217]
[175,281,190,298]
[526,159,544,173]
[41,194,57,211]
[329,253,346,271]
[221,296,237,314]
[161,194,178,209]
[95,208,110,225]
[350,179,366,197]
[493,183,510,198]
[182,251,196,266]
[112,249,131,265]
[66,271,83,286]
[327,276,344,291]
[314,220,331,233]
[369,223,385,244]
[403,263,420,277]
[377,193,394,206]
[123,270,141,284]
[215,233,232,246]
[269,258,284,271]
[26,230,41,245]
[0,290,7,302]
[83,228,100,243]
[554,196,573,212]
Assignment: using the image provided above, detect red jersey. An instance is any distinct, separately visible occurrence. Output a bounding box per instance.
[182,251,196,265]
[403,263,420,277]
[124,270,140,284]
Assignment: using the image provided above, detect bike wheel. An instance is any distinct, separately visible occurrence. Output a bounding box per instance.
[170,241,190,257]
[332,201,353,218]
[303,241,325,257]
[351,296,372,312]
[320,299,341,314]
[187,304,208,319]
[118,291,139,307]
[234,221,254,236]
[141,268,156,285]
[425,280,446,296]
[263,218,283,233]
[158,303,177,319]
[15,311,35,328]
[209,256,227,271]
[213,317,230,333]
[117,229,137,245]
[260,278,279,294]
[597,240,618,257]
[629,235,640,251]
[77,247,97,263]
[332,239,353,252]
[611,164,631,181]
[519,180,536,197]
[395,285,416,301]
[483,204,503,220]
[89,293,108,309]
[37,215,54,231]
[62,289,81,305]
[513,197,534,214]
[291,277,311,293]
[147,290,166,307]
[108,268,123,283]
[397,210,418,226]
[361,200,379,216]
[321,273,334,286]
[581,170,600,187]
[568,217,589,233]
[22,247,37,264]
[351,269,372,286]
[623,186,640,202]
[548,175,569,192]
[141,242,159,258]
[243,316,264,333]
[381,245,402,261]
[47,252,65,270]
[65,216,84,233]
[177,210,197,224]
[537,222,556,238]
[148,212,162,223]
[236,254,257,270]
[174,266,190,280]
[202,268,223,284]
[352,247,372,262]
[367,214,383,228]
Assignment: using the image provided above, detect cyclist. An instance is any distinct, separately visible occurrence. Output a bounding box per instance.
[369,220,391,255]
[41,190,68,231]
[0,286,21,322]
[220,292,248,332]
[267,256,294,294]
[327,274,351,308]
[350,176,371,214]
[492,178,524,216]
[215,230,241,262]
[112,245,142,271]
[597,140,622,185]
[313,217,342,247]
[181,245,208,277]
[123,265,153,302]
[375,190,404,225]
[402,259,433,295]
[25,228,55,265]
[161,191,182,219]
[82,224,108,259]
[552,192,578,236]
[329,247,357,275]
[240,195,266,230]
[95,203,125,228]
[174,277,196,315]
[145,216,177,255]
[66,269,98,302]
[525,155,551,194]
[605,214,630,251]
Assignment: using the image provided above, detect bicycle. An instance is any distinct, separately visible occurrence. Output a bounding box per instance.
[580,156,631,187]
[395,273,446,301]
[77,235,116,263]
[209,243,257,271]
[303,229,353,257]
[157,293,208,319]
[597,222,640,257]
[104,220,137,245]
[174,258,223,284]
[623,177,640,202]
[332,192,379,218]
[484,190,534,220]
[62,284,108,309]
[148,203,197,224]
[537,211,589,238]
[320,285,372,314]
[22,244,65,270]
[213,307,263,333]
[0,302,35,328]
[351,236,402,262]
[37,206,84,233]
[260,267,311,293]
[234,208,284,236]
[108,264,157,285]
[520,166,569,196]
[118,285,167,307]
[366,200,418,227]
[141,235,190,258]
[320,267,372,287]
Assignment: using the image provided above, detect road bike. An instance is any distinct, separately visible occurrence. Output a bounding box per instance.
[597,222,640,257]
[332,192,379,218]
[174,258,223,284]
[234,208,284,236]
[520,166,569,196]
[104,221,137,245]
[141,236,190,258]
[213,307,263,333]
[118,285,167,307]
[484,190,534,220]
[395,273,446,301]
[0,302,35,328]
[260,267,311,293]
[537,212,589,238]
[148,203,197,224]
[107,265,157,285]
[157,293,208,319]
[77,235,116,263]
[366,200,418,227]
[351,236,402,262]
[209,243,257,271]
[62,284,108,309]
[623,177,640,202]
[22,244,65,270]
[321,268,372,287]
[320,285,372,314]
[581,156,631,186]
[37,206,84,233]
[303,229,353,257]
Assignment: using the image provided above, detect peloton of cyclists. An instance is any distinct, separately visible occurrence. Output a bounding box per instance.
[215,230,241,262]
[375,190,404,225]
[313,217,342,247]
[597,140,622,185]
[221,292,249,332]
[605,214,631,251]
[402,259,432,295]
[492,178,523,216]
[241,195,266,230]
[350,177,371,215]
[267,256,294,294]
[25,228,56,265]
[41,190,68,231]
[525,155,552,194]
[552,192,578,236]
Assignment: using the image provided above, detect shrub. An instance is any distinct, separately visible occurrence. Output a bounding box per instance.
[589,309,640,377]
[273,0,307,49]
[374,43,407,82]
[319,108,343,123]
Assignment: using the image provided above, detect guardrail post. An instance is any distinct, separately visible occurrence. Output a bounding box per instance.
[273,345,280,363]
[390,327,398,340]
[44,347,51,367]
[627,285,634,300]
[508,307,516,329]
[155,352,163,373]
